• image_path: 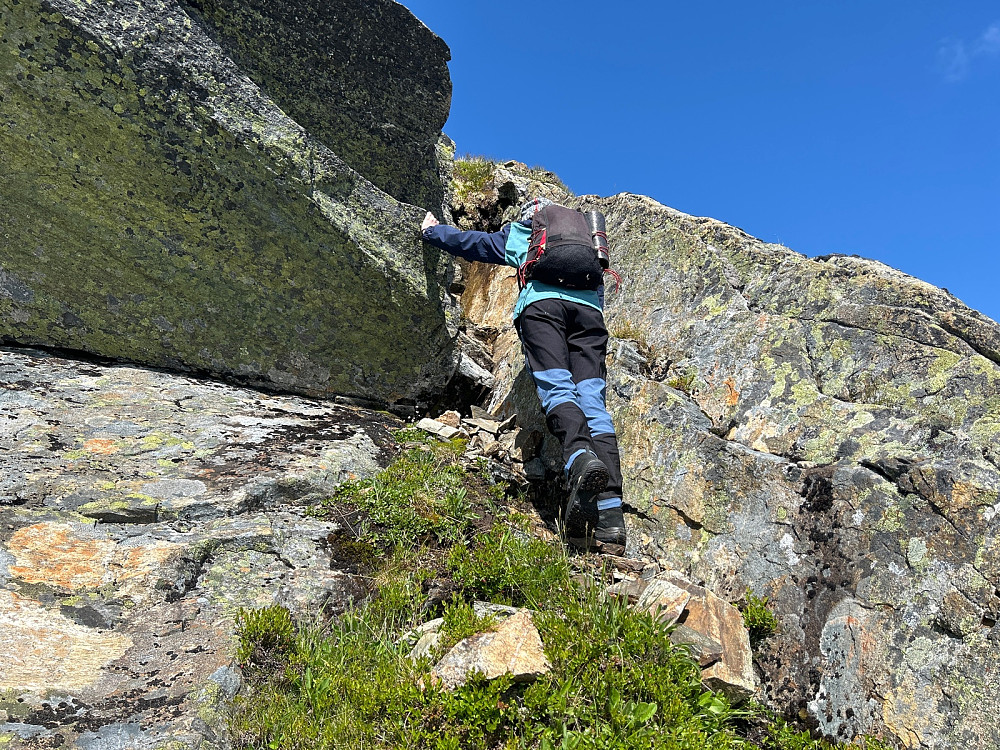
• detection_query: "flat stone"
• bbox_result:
[469,406,497,421]
[464,417,501,435]
[637,577,692,626]
[430,609,551,690]
[417,418,462,440]
[434,410,462,428]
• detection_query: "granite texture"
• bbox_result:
[454,161,1000,749]
[0,347,396,748]
[0,0,458,408]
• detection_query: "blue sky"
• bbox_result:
[401,1,1000,324]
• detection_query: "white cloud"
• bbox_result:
[937,38,969,82]
[975,23,1000,55]
[938,21,1000,82]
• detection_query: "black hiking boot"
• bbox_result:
[594,505,627,553]
[562,450,610,530]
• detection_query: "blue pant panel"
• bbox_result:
[576,377,615,436]
[530,367,580,412]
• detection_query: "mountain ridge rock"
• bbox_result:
[451,162,1000,749]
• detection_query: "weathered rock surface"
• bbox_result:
[0,0,458,407]
[180,0,451,209]
[0,346,398,748]
[664,576,756,702]
[454,163,1000,749]
[429,609,551,691]
[637,577,691,626]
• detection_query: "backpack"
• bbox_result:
[518,204,613,291]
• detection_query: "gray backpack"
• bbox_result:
[518,204,605,290]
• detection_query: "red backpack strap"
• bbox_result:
[603,267,622,293]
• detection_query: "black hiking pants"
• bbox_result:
[515,298,623,506]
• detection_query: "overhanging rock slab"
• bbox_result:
[0,0,459,408]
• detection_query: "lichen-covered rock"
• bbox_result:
[181,0,451,209]
[0,346,398,748]
[0,0,458,407]
[456,183,1000,748]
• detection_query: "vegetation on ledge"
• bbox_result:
[230,432,893,750]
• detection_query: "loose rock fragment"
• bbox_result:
[416,418,462,440]
[430,609,551,690]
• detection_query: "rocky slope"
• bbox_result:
[1,346,398,747]
[455,161,1000,749]
[3,1,999,746]
[0,0,457,408]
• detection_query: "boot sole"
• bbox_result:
[562,463,610,528]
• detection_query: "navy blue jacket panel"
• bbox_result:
[421,224,511,266]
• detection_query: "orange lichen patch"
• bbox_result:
[115,542,182,592]
[10,523,115,590]
[0,591,132,692]
[724,378,740,407]
[83,438,118,454]
[9,523,181,594]
[883,680,945,749]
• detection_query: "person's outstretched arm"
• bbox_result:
[420,212,510,266]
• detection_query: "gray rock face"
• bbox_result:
[0,0,458,407]
[181,0,451,209]
[0,347,397,748]
[599,194,999,749]
[454,168,1000,749]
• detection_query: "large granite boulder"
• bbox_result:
[0,0,457,408]
[180,0,451,209]
[456,166,1000,749]
[0,346,397,748]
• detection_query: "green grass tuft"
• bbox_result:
[452,156,497,198]
[447,527,571,608]
[319,440,475,550]
[740,588,780,646]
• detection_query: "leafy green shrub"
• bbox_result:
[436,595,498,653]
[392,426,433,445]
[740,588,779,645]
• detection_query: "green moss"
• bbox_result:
[0,1,451,404]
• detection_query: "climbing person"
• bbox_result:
[420,197,627,553]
